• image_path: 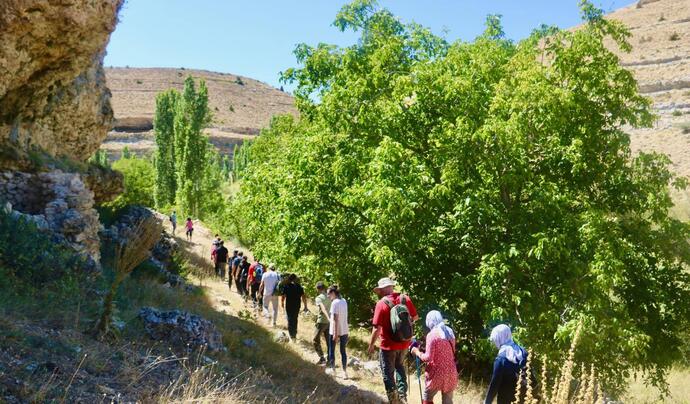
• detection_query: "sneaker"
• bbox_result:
[325,367,335,375]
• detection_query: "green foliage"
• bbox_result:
[88,149,110,168]
[108,156,155,209]
[154,89,180,208]
[175,76,212,217]
[233,0,690,394]
[0,209,87,288]
[121,146,132,160]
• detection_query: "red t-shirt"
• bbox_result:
[247,262,258,283]
[372,292,418,351]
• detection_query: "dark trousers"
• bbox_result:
[380,349,408,397]
[215,262,226,279]
[235,277,246,295]
[250,283,260,304]
[286,308,299,338]
[328,334,348,370]
[313,322,330,359]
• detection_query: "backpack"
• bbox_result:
[272,273,284,296]
[383,295,413,342]
[253,264,264,285]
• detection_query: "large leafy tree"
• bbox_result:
[175,76,211,217]
[153,89,180,208]
[233,0,690,393]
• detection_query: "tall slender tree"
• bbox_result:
[175,76,211,217]
[153,89,180,207]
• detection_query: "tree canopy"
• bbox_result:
[231,0,690,393]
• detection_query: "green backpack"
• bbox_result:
[383,295,413,342]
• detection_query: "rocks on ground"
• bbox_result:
[138,307,224,352]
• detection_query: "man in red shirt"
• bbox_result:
[368,277,419,404]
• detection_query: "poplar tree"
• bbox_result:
[153,89,180,207]
[174,76,211,217]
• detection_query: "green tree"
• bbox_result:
[233,0,690,394]
[153,89,180,208]
[174,76,211,217]
[108,156,155,209]
[121,146,132,160]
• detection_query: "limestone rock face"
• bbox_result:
[0,0,123,161]
[0,170,101,264]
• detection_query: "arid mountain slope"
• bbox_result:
[102,67,296,157]
[607,0,690,176]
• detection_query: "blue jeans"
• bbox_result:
[380,349,408,397]
[328,334,348,370]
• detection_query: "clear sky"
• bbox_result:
[105,0,637,89]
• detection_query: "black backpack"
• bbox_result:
[383,295,413,342]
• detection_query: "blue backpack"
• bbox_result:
[253,264,264,285]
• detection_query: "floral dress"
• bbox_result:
[418,327,458,393]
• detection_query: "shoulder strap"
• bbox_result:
[382,297,394,309]
[400,294,407,305]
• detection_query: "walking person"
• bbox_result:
[247,260,264,308]
[312,282,331,365]
[231,251,244,295]
[410,311,458,404]
[238,256,251,300]
[259,264,280,327]
[211,239,220,276]
[214,241,229,281]
[228,249,238,292]
[184,217,194,242]
[327,285,349,379]
[169,211,177,235]
[484,324,528,404]
[368,277,419,404]
[280,274,308,341]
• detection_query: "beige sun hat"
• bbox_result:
[373,277,397,292]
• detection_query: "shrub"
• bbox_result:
[108,156,155,209]
[672,110,683,117]
[0,208,87,288]
[669,32,680,41]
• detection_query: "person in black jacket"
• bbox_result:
[484,324,528,404]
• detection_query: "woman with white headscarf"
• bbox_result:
[484,324,528,404]
[410,310,458,404]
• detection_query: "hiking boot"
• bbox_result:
[386,391,401,404]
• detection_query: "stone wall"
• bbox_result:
[0,170,101,264]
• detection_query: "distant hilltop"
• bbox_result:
[102,67,297,158]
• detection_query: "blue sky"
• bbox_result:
[105,0,636,89]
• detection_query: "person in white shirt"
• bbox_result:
[259,264,280,327]
[327,284,349,379]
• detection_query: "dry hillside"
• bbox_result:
[607,0,690,173]
[102,67,296,158]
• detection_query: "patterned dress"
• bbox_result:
[418,327,458,393]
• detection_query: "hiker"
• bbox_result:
[238,256,251,299]
[368,277,419,404]
[280,273,308,341]
[313,281,331,365]
[327,284,349,379]
[247,260,264,308]
[410,310,458,404]
[214,241,229,281]
[484,324,528,404]
[211,238,220,275]
[228,249,238,291]
[231,251,244,294]
[184,217,193,241]
[259,263,280,326]
[169,211,177,235]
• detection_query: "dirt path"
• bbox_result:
[157,215,389,403]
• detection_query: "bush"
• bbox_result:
[108,156,155,209]
[0,208,87,288]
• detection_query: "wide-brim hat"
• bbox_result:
[373,277,397,292]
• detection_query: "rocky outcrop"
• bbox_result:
[138,307,224,352]
[0,170,101,264]
[0,0,123,161]
[82,163,124,204]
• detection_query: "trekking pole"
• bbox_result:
[415,355,423,404]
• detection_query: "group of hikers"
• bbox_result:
[203,231,527,404]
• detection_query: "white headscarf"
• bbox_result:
[489,324,524,364]
[426,310,455,341]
